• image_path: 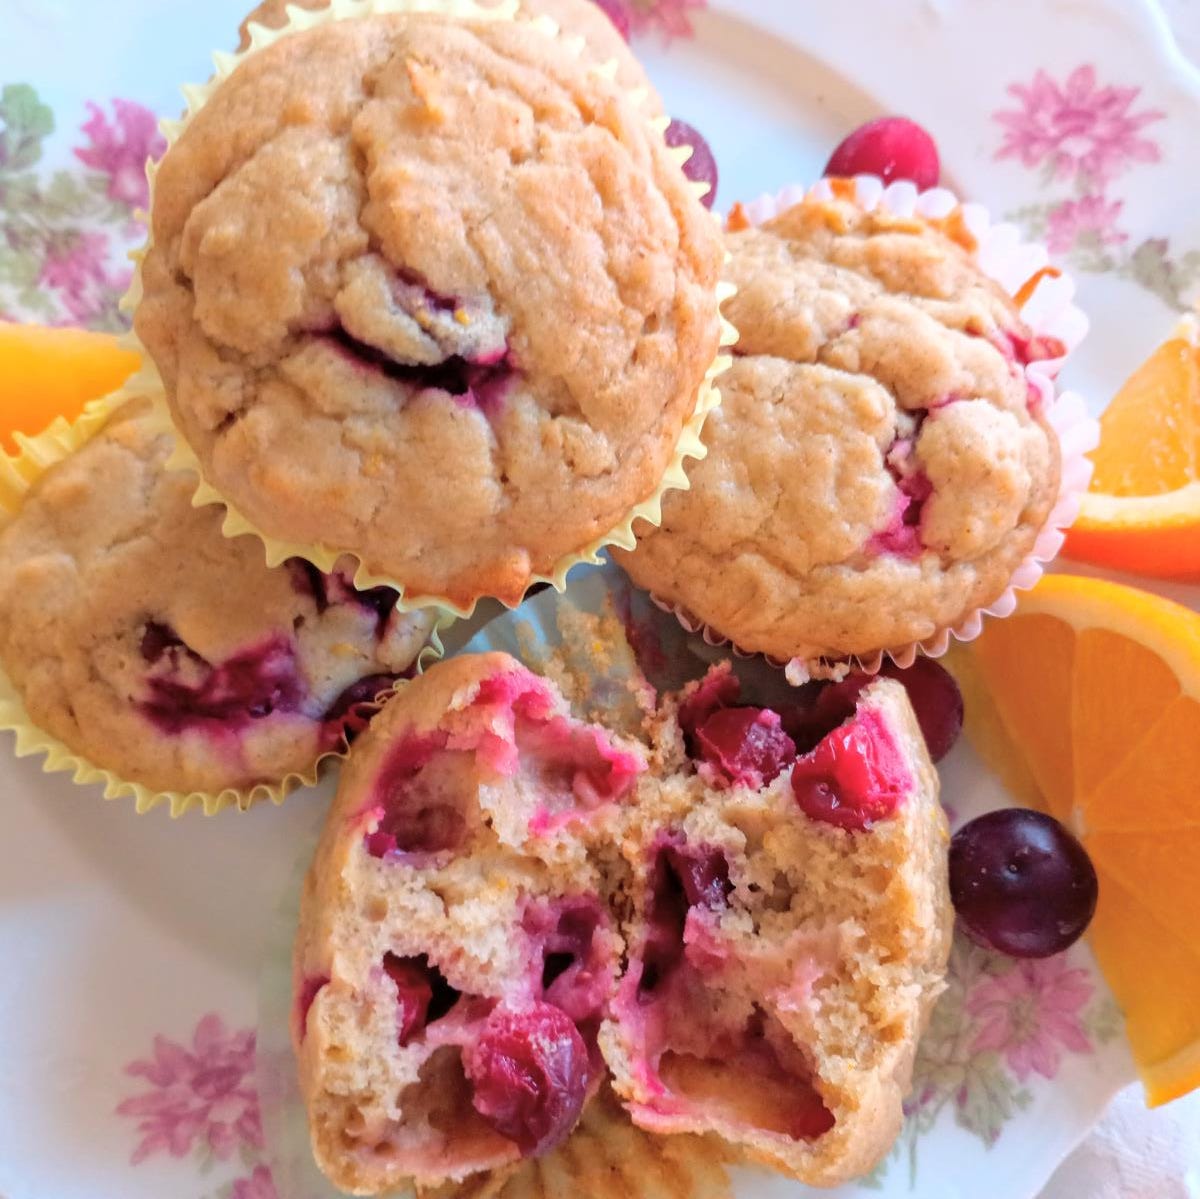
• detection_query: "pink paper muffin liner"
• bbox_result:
[650,175,1100,686]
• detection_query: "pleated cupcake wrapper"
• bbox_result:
[650,177,1100,686]
[0,374,450,817]
[122,0,736,621]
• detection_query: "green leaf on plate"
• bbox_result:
[0,84,55,173]
[1119,237,1200,311]
[954,1054,1033,1147]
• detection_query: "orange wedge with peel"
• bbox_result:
[1065,316,1200,579]
[0,322,140,454]
[947,573,1200,1107]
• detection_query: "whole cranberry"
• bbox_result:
[464,1002,590,1156]
[825,116,940,189]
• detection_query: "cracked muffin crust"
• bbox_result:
[616,196,1062,665]
[0,398,436,799]
[136,12,724,609]
[237,0,658,105]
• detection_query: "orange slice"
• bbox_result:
[947,573,1200,1106]
[1065,316,1200,579]
[0,323,140,454]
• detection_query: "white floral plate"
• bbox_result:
[1,2,1198,1199]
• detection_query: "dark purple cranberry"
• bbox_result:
[592,0,631,40]
[352,585,401,626]
[287,559,329,612]
[694,706,797,788]
[781,678,867,754]
[464,1002,589,1156]
[639,840,731,998]
[382,953,461,1045]
[949,809,1098,959]
[664,119,718,210]
[324,326,514,412]
[879,658,963,762]
[139,636,305,732]
[323,673,397,734]
[139,621,186,664]
[383,954,433,1046]
[825,116,940,188]
[663,842,732,911]
[785,658,963,763]
[677,665,742,749]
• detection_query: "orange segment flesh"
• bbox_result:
[1065,318,1200,580]
[947,573,1200,1106]
[969,613,1075,821]
[1090,336,1199,495]
[0,323,140,454]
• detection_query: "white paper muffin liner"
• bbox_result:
[650,176,1100,685]
[123,0,735,621]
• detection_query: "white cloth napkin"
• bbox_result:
[1041,1086,1200,1197]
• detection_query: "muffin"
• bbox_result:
[293,651,951,1193]
[616,194,1063,669]
[136,12,724,610]
[0,397,437,803]
[237,0,657,103]
[601,665,951,1185]
[293,652,645,1192]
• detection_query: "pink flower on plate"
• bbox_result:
[231,1165,279,1199]
[39,231,130,325]
[73,98,165,211]
[1045,194,1128,255]
[967,956,1094,1082]
[994,65,1164,183]
[115,1013,263,1166]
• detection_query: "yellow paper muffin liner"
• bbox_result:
[648,176,1099,684]
[0,373,450,818]
[432,1089,733,1199]
[123,0,736,621]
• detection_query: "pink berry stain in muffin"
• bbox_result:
[637,837,733,1000]
[296,974,330,1042]
[135,557,425,755]
[371,900,611,1160]
[523,897,612,1033]
[824,115,940,189]
[790,708,913,831]
[362,732,465,861]
[870,433,935,558]
[317,271,517,416]
[617,834,835,1143]
[139,624,305,733]
[325,326,515,416]
[359,903,611,1164]
[361,667,644,862]
[383,953,462,1046]
[463,1002,590,1155]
